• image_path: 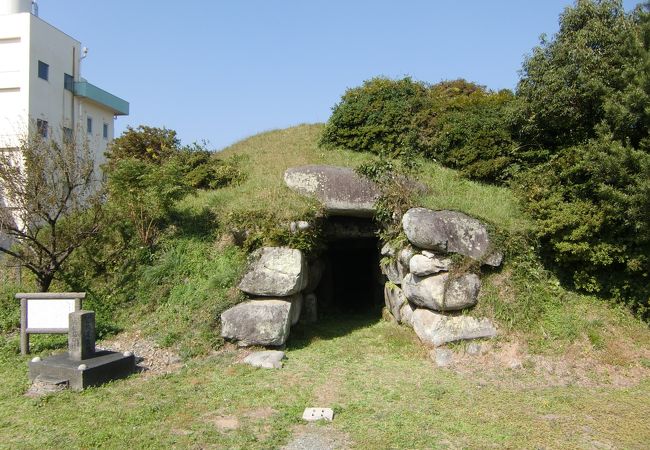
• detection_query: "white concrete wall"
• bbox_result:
[80,100,114,169]
[28,13,81,139]
[0,12,30,149]
[0,12,118,165]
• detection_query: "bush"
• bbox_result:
[106,158,192,248]
[416,88,522,182]
[515,134,650,315]
[320,77,429,157]
[107,125,180,164]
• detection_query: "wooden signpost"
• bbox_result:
[16,292,86,355]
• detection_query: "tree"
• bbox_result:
[0,128,104,291]
[515,0,642,153]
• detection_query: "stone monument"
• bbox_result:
[28,310,136,391]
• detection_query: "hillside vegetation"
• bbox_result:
[0,123,648,448]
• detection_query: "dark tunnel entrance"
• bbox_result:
[315,218,384,317]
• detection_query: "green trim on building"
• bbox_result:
[73,81,129,116]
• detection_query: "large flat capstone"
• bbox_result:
[221,300,293,346]
[284,165,380,217]
[238,247,307,297]
[402,208,500,264]
[412,309,497,346]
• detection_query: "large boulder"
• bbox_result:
[384,283,407,323]
[402,273,480,311]
[284,165,380,217]
[412,309,497,346]
[238,247,307,296]
[221,300,293,346]
[402,208,499,264]
[445,274,481,310]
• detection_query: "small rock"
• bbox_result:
[484,251,504,267]
[384,283,407,323]
[399,301,415,328]
[409,254,453,276]
[381,242,395,257]
[508,359,523,370]
[398,246,416,267]
[466,342,484,356]
[430,348,454,367]
[381,259,408,285]
[243,350,286,369]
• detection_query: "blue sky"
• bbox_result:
[42,0,640,150]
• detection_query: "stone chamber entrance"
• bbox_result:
[314,217,384,318]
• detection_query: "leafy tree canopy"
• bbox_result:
[516,0,649,153]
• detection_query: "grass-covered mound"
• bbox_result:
[0,124,649,448]
[0,123,645,357]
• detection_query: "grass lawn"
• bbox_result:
[1,311,648,449]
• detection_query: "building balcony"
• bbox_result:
[73,81,129,116]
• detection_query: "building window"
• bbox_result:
[103,123,108,140]
[64,73,74,91]
[36,119,48,138]
[63,127,73,142]
[87,117,93,134]
[38,61,49,80]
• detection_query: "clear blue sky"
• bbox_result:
[41,0,640,150]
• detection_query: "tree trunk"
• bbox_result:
[37,274,53,292]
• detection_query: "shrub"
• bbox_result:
[320,77,429,157]
[106,125,180,164]
[106,158,192,248]
[416,88,522,182]
[515,134,650,315]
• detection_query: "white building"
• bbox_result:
[0,0,129,164]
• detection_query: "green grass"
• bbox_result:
[185,123,529,235]
[0,314,648,448]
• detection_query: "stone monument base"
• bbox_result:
[29,350,136,391]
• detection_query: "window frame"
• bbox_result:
[36,119,48,138]
[86,117,93,135]
[102,123,108,140]
[37,60,49,81]
[64,73,74,91]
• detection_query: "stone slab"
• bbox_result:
[243,350,286,369]
[68,310,95,361]
[302,407,334,422]
[284,165,380,217]
[28,350,136,391]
